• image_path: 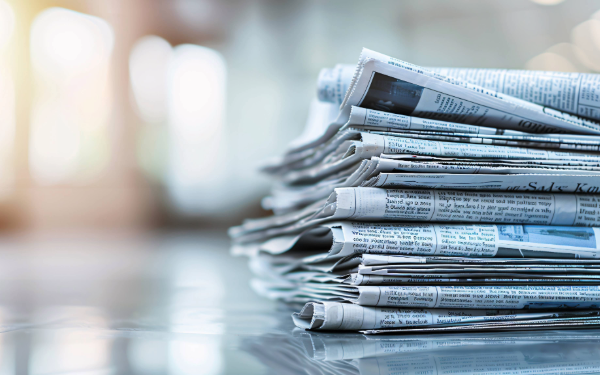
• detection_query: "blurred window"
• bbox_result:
[29,8,114,185]
[129,36,172,181]
[166,44,226,214]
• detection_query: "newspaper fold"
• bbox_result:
[288,49,600,158]
[240,223,600,261]
[319,63,600,122]
[292,301,600,331]
[344,50,600,134]
[352,285,600,309]
[230,188,600,244]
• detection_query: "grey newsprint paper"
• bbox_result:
[232,48,600,335]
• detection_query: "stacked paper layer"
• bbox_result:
[230,48,600,333]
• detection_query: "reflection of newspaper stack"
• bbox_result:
[245,329,600,374]
[230,48,600,333]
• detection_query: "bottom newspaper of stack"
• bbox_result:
[235,223,600,333]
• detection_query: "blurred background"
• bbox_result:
[2,1,600,374]
[0,0,600,232]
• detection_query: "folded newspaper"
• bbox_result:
[230,48,600,333]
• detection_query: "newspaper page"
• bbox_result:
[270,119,600,179]
[354,285,600,309]
[367,133,600,161]
[230,188,600,243]
[292,301,589,330]
[281,131,600,185]
[285,55,600,161]
[350,274,600,286]
[317,64,355,105]
[285,98,341,152]
[238,223,600,277]
[362,173,600,192]
[251,278,600,306]
[345,106,600,150]
[263,156,600,213]
[346,106,555,137]
[362,319,600,334]
[325,222,600,259]
[369,157,600,175]
[327,188,600,226]
[270,104,600,175]
[280,133,600,188]
[358,266,600,277]
[343,48,600,134]
[360,254,600,266]
[368,130,600,152]
[292,301,599,331]
[435,67,600,121]
[318,62,600,122]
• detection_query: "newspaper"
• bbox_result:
[263,107,600,181]
[233,49,600,335]
[318,63,600,122]
[362,319,600,335]
[249,259,600,287]
[349,275,600,286]
[317,64,355,105]
[362,173,600,192]
[351,285,600,309]
[284,50,600,160]
[279,132,600,186]
[230,188,600,244]
[361,254,600,265]
[344,107,600,151]
[285,99,341,154]
[255,283,600,309]
[344,49,600,134]
[264,155,600,213]
[250,276,600,305]
[274,110,600,175]
[435,67,600,122]
[268,123,600,179]
[358,266,600,277]
[320,188,600,224]
[292,301,600,331]
[242,223,600,260]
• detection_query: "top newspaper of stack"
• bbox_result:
[229,49,600,246]
[277,48,600,162]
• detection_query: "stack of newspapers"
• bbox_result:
[230,48,600,333]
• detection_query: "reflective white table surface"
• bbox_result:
[1,230,600,374]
